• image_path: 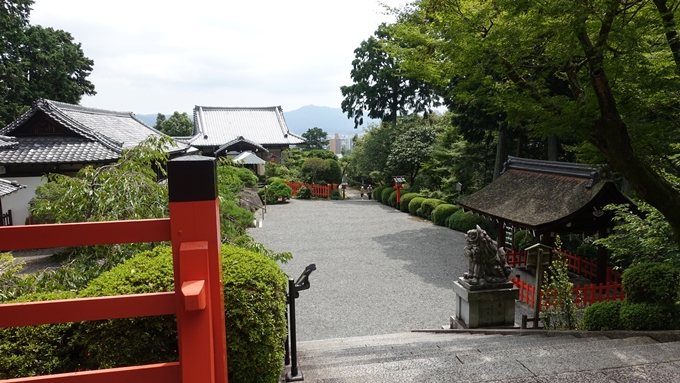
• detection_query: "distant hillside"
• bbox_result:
[135,113,161,127]
[283,105,379,136]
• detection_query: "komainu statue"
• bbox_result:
[463,225,512,285]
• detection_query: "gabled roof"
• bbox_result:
[0,99,191,165]
[216,136,268,154]
[190,106,305,148]
[0,136,18,150]
[0,178,26,197]
[228,151,266,165]
[456,156,635,233]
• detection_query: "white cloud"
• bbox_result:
[29,0,405,114]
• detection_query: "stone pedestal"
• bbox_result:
[451,277,519,329]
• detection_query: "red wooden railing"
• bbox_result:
[285,182,338,198]
[0,156,228,383]
[1,209,12,226]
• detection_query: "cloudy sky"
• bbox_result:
[29,0,406,115]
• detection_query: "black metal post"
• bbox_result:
[284,304,290,366]
[286,278,303,381]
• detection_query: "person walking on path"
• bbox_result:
[367,185,373,200]
[360,186,365,200]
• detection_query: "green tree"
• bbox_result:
[388,0,680,246]
[301,127,329,150]
[301,157,330,183]
[384,115,440,184]
[1,1,95,126]
[154,112,193,136]
[341,24,440,128]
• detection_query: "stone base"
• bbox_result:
[452,279,519,329]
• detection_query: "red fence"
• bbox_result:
[507,248,625,307]
[0,157,228,383]
[0,209,12,226]
[286,182,338,198]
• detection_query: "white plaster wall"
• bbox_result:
[2,176,46,225]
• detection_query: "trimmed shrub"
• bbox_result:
[408,197,426,216]
[581,300,623,331]
[259,180,292,204]
[295,186,312,199]
[388,191,398,208]
[619,302,674,331]
[373,186,386,203]
[447,210,487,232]
[0,291,77,378]
[235,167,258,187]
[330,189,342,200]
[381,187,395,205]
[420,198,446,220]
[399,193,421,213]
[266,176,286,185]
[622,263,680,305]
[432,204,459,226]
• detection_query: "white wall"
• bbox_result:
[2,176,46,225]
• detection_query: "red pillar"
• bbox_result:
[168,156,227,383]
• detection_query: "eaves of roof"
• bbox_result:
[0,178,27,197]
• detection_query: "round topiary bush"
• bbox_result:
[447,210,487,232]
[0,291,77,378]
[581,300,623,331]
[235,167,258,187]
[399,193,420,213]
[619,301,673,330]
[381,187,395,205]
[622,263,680,305]
[295,186,312,199]
[372,186,386,203]
[259,180,292,204]
[432,204,459,226]
[388,191,398,208]
[408,197,426,216]
[420,199,446,220]
[330,189,342,200]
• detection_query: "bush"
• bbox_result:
[582,300,623,331]
[295,186,312,199]
[622,263,680,305]
[259,180,292,204]
[432,204,459,226]
[399,193,421,213]
[619,301,674,330]
[0,291,77,378]
[420,198,446,220]
[388,191,398,207]
[235,167,258,187]
[373,186,386,203]
[408,197,426,216]
[513,230,539,250]
[267,176,286,185]
[381,187,395,205]
[447,210,487,232]
[330,189,342,200]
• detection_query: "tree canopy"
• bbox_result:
[154,112,193,136]
[0,0,95,126]
[301,127,329,150]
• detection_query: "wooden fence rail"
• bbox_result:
[285,182,338,198]
[0,156,228,383]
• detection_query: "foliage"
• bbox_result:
[325,159,343,184]
[0,253,24,301]
[387,190,397,207]
[432,204,459,226]
[234,167,258,187]
[0,3,96,126]
[384,116,440,184]
[581,301,623,331]
[0,291,77,378]
[266,176,286,185]
[380,187,395,205]
[539,259,583,330]
[513,230,539,251]
[594,203,680,268]
[301,127,329,150]
[259,180,292,204]
[330,189,342,200]
[622,263,680,305]
[301,157,330,184]
[408,197,426,216]
[619,302,678,331]
[340,24,440,128]
[399,193,421,213]
[420,198,445,220]
[295,186,312,199]
[372,186,386,203]
[153,112,193,136]
[446,210,486,233]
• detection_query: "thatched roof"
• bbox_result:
[456,157,635,233]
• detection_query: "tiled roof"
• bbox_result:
[0,136,119,164]
[216,135,268,154]
[190,106,305,148]
[0,99,191,164]
[0,178,26,197]
[0,136,18,150]
[229,151,266,165]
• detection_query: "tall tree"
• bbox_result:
[340,24,440,128]
[154,111,193,136]
[388,0,680,246]
[0,0,95,126]
[301,127,329,150]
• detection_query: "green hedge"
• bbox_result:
[259,180,292,204]
[399,193,421,213]
[420,198,446,220]
[619,302,676,331]
[622,263,680,305]
[330,189,342,200]
[372,186,386,203]
[0,245,288,383]
[446,210,487,232]
[432,204,459,226]
[581,300,622,331]
[408,197,426,216]
[388,191,398,208]
[381,187,395,205]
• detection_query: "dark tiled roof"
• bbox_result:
[0,136,18,150]
[0,136,119,164]
[216,135,269,154]
[190,106,305,148]
[0,178,26,197]
[457,157,634,232]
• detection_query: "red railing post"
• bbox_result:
[168,156,227,383]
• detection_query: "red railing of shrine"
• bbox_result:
[285,182,338,198]
[0,157,228,383]
[507,248,625,307]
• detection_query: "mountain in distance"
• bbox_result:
[283,105,379,136]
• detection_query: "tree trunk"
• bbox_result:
[653,0,680,74]
[493,126,507,180]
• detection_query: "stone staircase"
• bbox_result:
[288,331,680,382]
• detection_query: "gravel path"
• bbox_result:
[248,189,468,341]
